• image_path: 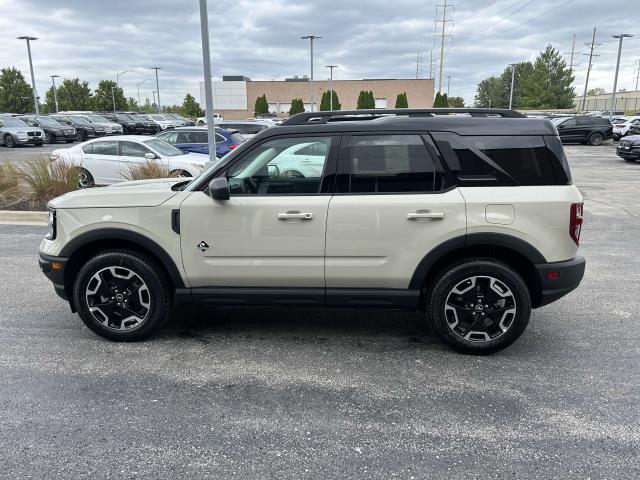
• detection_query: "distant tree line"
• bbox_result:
[473,45,575,109]
[0,67,204,117]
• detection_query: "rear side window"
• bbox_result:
[349,134,445,193]
[432,133,559,186]
[91,140,118,155]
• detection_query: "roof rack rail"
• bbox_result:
[280,108,525,125]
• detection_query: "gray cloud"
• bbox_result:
[0,0,638,106]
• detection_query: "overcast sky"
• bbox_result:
[1,0,638,107]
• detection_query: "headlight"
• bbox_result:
[53,129,63,134]
[45,208,56,240]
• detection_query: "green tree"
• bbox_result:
[254,93,269,115]
[473,76,508,108]
[395,92,408,108]
[368,90,376,109]
[587,87,606,96]
[126,97,139,111]
[514,45,575,109]
[356,90,366,109]
[182,93,204,118]
[0,67,34,113]
[42,78,93,112]
[447,96,465,107]
[433,91,449,107]
[289,98,305,115]
[140,97,154,113]
[320,90,341,111]
[92,80,127,111]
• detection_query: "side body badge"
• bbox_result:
[197,241,209,252]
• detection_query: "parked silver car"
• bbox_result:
[0,115,45,147]
[72,114,123,135]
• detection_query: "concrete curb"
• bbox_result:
[0,210,48,226]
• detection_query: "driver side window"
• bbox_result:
[225,136,332,195]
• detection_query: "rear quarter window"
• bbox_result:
[432,133,560,186]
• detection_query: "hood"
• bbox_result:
[181,152,211,164]
[621,134,640,143]
[48,177,186,209]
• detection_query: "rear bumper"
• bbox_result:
[534,255,585,307]
[38,252,70,303]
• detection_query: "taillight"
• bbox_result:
[228,144,237,149]
[570,202,583,245]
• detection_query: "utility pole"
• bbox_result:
[326,65,337,110]
[114,70,129,111]
[198,0,216,161]
[634,59,640,91]
[150,67,162,113]
[509,63,517,109]
[609,33,634,121]
[581,27,601,111]
[447,76,451,97]
[17,36,39,114]
[429,49,434,79]
[301,35,321,112]
[136,79,147,109]
[435,0,453,94]
[564,33,579,73]
[50,75,60,113]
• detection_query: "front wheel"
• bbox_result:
[426,259,531,354]
[588,132,604,146]
[4,134,16,148]
[44,132,55,144]
[73,250,172,341]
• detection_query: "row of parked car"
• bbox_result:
[0,111,196,148]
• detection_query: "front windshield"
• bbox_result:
[151,114,167,120]
[71,116,90,125]
[37,117,64,127]
[0,117,28,127]
[143,138,185,157]
[88,115,109,123]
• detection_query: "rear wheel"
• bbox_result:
[73,250,172,341]
[588,132,604,146]
[426,259,531,354]
[4,134,15,148]
[170,169,192,178]
[77,168,95,189]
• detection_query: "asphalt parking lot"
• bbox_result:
[0,144,638,479]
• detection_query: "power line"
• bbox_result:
[493,0,575,36]
[464,0,534,40]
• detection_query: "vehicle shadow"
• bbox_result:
[162,305,440,345]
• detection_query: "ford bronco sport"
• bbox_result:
[39,108,585,354]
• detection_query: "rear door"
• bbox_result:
[81,140,120,184]
[555,117,580,141]
[325,133,466,291]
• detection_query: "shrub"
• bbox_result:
[125,160,174,181]
[17,157,80,203]
[0,162,18,191]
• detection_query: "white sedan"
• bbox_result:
[50,135,211,188]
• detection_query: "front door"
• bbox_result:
[180,134,338,289]
[326,133,467,290]
[118,140,165,181]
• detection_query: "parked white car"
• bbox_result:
[612,116,640,139]
[50,135,210,188]
[262,141,327,178]
[196,113,223,126]
[149,114,176,130]
[217,120,272,140]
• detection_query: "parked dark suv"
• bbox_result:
[100,113,143,134]
[551,115,613,145]
[616,135,640,161]
[51,115,106,141]
[128,113,161,135]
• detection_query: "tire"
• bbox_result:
[170,169,192,178]
[4,134,16,148]
[197,120,205,126]
[426,258,531,354]
[76,130,86,142]
[44,132,55,144]
[588,132,604,146]
[73,250,172,341]
[77,168,95,189]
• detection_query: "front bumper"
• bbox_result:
[534,255,586,307]
[616,147,640,160]
[38,252,70,304]
[16,135,44,145]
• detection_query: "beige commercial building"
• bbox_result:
[200,76,435,120]
[573,89,640,112]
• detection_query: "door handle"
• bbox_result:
[278,212,314,220]
[407,212,445,220]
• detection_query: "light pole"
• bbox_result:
[609,33,634,121]
[447,75,451,97]
[198,0,216,160]
[50,74,60,113]
[509,63,517,110]
[301,35,321,112]
[150,67,162,113]
[136,79,147,109]
[326,65,337,110]
[114,70,129,111]
[17,36,39,114]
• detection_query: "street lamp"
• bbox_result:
[136,79,148,108]
[50,74,60,113]
[301,35,321,112]
[150,67,162,113]
[609,33,634,121]
[17,36,39,114]
[198,0,216,161]
[508,63,517,110]
[325,65,337,110]
[113,70,129,111]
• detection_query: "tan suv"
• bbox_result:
[39,109,585,354]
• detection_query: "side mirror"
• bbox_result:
[144,152,156,160]
[208,177,230,201]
